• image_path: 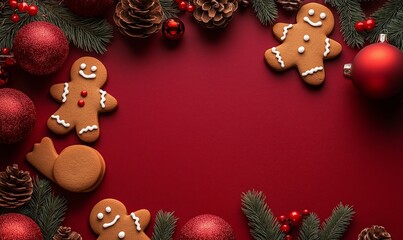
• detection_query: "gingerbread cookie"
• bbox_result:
[26,137,105,192]
[264,2,342,86]
[90,199,151,240]
[47,56,118,142]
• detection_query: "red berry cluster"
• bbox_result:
[0,48,16,67]
[8,0,38,23]
[174,0,195,13]
[278,209,310,240]
[355,18,376,32]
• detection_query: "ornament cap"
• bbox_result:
[344,63,352,77]
[378,33,388,43]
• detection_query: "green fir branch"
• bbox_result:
[241,190,284,240]
[298,213,320,240]
[160,0,180,20]
[0,0,113,53]
[318,203,355,240]
[152,211,178,240]
[251,0,278,25]
[325,0,366,48]
[37,193,67,240]
[367,0,403,50]
[24,176,52,220]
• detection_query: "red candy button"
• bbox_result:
[81,90,88,97]
[77,99,85,107]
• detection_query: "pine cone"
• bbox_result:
[53,226,82,240]
[114,0,163,38]
[193,0,238,29]
[237,0,250,8]
[358,226,392,240]
[275,0,303,12]
[0,164,33,208]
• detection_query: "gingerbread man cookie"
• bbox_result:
[265,2,342,86]
[47,57,118,142]
[90,199,151,240]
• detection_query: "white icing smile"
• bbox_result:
[103,215,120,229]
[303,16,322,27]
[79,63,97,79]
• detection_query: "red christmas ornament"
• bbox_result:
[355,21,365,32]
[10,13,20,23]
[0,213,43,240]
[280,224,291,234]
[64,0,113,17]
[179,214,235,240]
[278,215,287,223]
[289,211,302,225]
[344,34,403,99]
[364,18,376,31]
[27,5,39,16]
[13,21,69,75]
[0,68,10,86]
[178,1,187,10]
[0,88,36,144]
[162,18,185,40]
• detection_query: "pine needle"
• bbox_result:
[326,0,366,48]
[367,0,403,50]
[25,176,52,220]
[159,0,180,20]
[37,194,67,240]
[298,213,320,240]
[151,211,178,240]
[318,203,355,240]
[241,190,284,240]
[251,0,278,25]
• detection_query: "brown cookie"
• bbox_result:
[26,137,105,192]
[47,56,118,142]
[90,199,151,240]
[265,2,342,86]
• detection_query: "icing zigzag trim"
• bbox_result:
[324,38,330,57]
[131,213,141,231]
[99,90,107,108]
[301,66,323,76]
[271,47,285,68]
[79,125,98,135]
[62,83,69,103]
[51,115,70,128]
[280,24,293,41]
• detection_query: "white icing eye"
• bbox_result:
[298,46,305,54]
[105,207,111,213]
[80,63,86,69]
[320,12,326,19]
[97,213,104,220]
[303,35,310,41]
[308,9,314,16]
[91,66,97,72]
[118,231,126,239]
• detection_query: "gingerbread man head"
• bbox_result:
[70,57,108,88]
[296,3,335,35]
[90,199,151,240]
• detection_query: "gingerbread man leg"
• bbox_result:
[47,111,75,135]
[297,61,326,86]
[75,118,100,143]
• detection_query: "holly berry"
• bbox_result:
[18,1,29,12]
[8,0,18,9]
[5,58,16,66]
[302,209,310,216]
[10,13,20,23]
[186,3,195,13]
[278,215,287,223]
[27,5,39,16]
[364,18,376,31]
[285,235,293,240]
[1,48,9,55]
[355,21,365,32]
[280,224,291,234]
[289,211,302,225]
[178,1,187,10]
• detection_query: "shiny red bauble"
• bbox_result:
[280,224,291,234]
[364,18,376,31]
[162,18,185,40]
[0,213,43,240]
[64,0,113,17]
[179,214,235,240]
[354,21,365,32]
[349,41,403,99]
[0,88,36,144]
[289,211,302,225]
[13,21,69,75]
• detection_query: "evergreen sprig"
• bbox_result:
[367,0,403,50]
[160,0,180,20]
[151,211,178,240]
[0,0,113,53]
[298,213,320,240]
[241,190,284,240]
[318,203,355,240]
[251,0,278,25]
[325,0,366,48]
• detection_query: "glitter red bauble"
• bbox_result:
[349,41,403,99]
[0,213,43,240]
[13,21,69,76]
[0,88,36,144]
[179,214,236,240]
[162,18,185,40]
[64,0,113,17]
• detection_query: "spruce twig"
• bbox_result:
[367,0,403,50]
[37,193,67,240]
[160,0,180,20]
[251,0,278,25]
[325,0,366,48]
[241,190,284,240]
[25,176,52,220]
[298,213,320,240]
[318,203,355,240]
[151,211,178,240]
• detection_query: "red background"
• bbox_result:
[1,0,403,239]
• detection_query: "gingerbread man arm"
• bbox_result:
[50,82,69,103]
[323,38,342,59]
[132,209,151,232]
[273,23,294,41]
[98,90,118,112]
